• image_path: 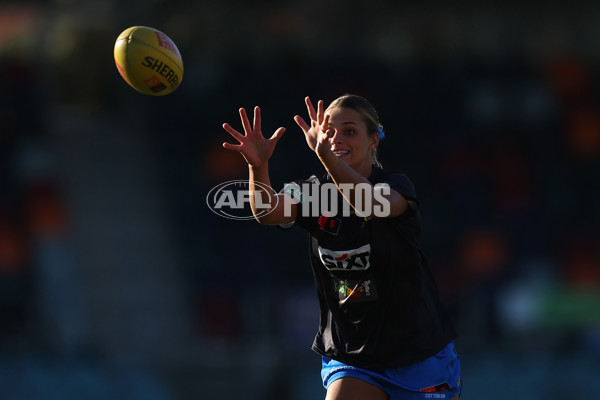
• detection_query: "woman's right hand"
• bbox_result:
[222,106,286,168]
[294,96,325,152]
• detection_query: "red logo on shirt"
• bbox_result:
[318,215,341,235]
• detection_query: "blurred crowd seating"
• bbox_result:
[0,1,599,399]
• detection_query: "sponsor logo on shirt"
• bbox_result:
[335,279,372,301]
[318,244,371,271]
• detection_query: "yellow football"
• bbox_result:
[114,26,183,96]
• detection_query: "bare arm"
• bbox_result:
[222,106,297,225]
[318,153,409,218]
[248,163,297,225]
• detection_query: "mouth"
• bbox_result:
[333,150,350,157]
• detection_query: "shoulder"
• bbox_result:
[372,168,417,199]
[370,168,420,215]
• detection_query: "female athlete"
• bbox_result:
[222,95,461,400]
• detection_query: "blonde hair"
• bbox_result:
[326,94,384,168]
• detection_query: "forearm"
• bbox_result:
[248,163,274,220]
[319,155,407,218]
[319,155,371,210]
[320,154,369,190]
[248,164,296,224]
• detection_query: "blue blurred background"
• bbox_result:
[1,1,599,399]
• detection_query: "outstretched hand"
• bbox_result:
[222,106,286,167]
[294,96,328,152]
[294,96,336,161]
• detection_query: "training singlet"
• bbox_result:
[282,165,456,369]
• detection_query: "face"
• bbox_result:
[326,107,378,176]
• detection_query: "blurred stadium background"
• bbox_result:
[1,1,599,399]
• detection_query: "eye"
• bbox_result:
[344,129,356,135]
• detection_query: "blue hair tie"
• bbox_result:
[378,126,385,141]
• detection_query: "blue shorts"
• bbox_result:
[321,341,461,400]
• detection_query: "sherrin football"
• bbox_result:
[114,26,183,96]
